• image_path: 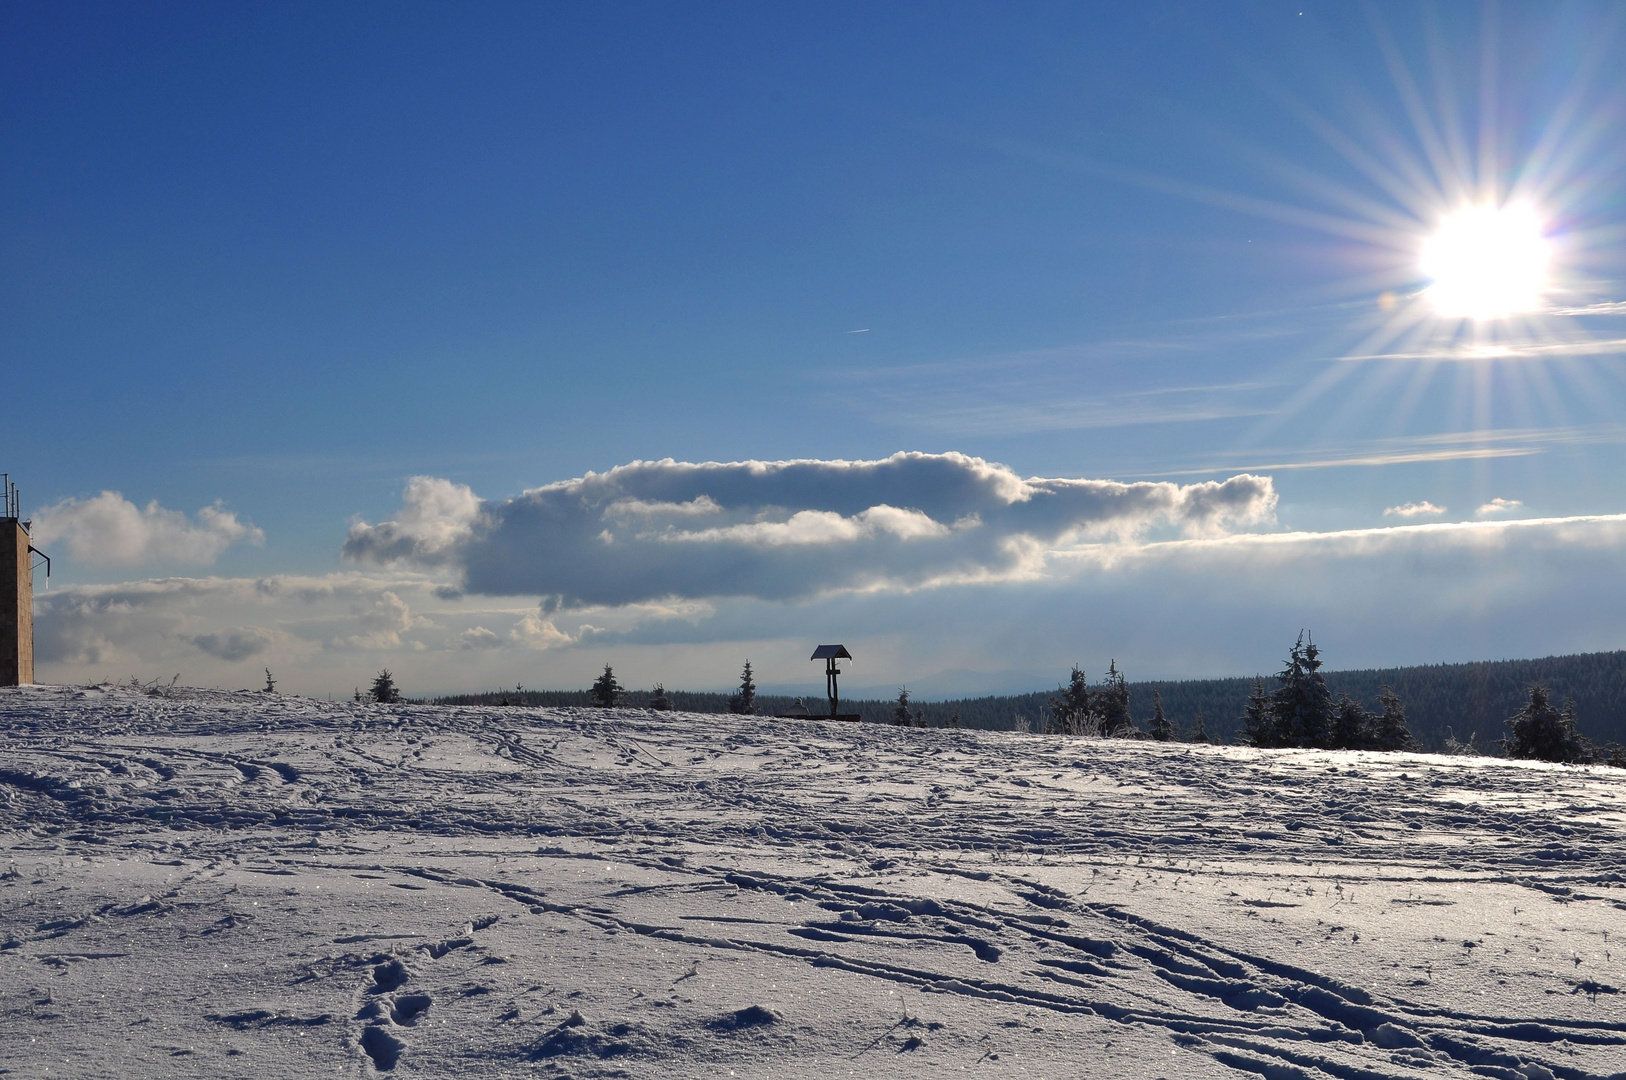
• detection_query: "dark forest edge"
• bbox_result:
[410,643,1626,761]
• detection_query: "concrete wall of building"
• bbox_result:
[1,520,33,686]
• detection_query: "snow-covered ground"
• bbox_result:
[2,685,1624,1079]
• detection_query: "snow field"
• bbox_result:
[2,684,1624,1078]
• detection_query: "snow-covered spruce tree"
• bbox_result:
[1149,691,1175,742]
[263,668,277,693]
[589,664,624,708]
[1240,677,1275,747]
[1097,661,1134,737]
[1048,666,1092,735]
[369,669,401,704]
[1502,683,1589,763]
[1186,709,1209,744]
[1370,686,1416,751]
[1332,693,1371,751]
[893,686,914,726]
[649,683,673,711]
[1269,633,1333,748]
[728,660,757,715]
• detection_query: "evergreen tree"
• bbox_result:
[893,686,915,726]
[1270,633,1333,747]
[1240,677,1275,747]
[1332,693,1370,750]
[369,669,401,704]
[650,683,673,711]
[728,660,757,715]
[263,668,277,693]
[1097,660,1134,737]
[1186,709,1209,744]
[1502,683,1588,763]
[589,664,624,708]
[1049,666,1093,735]
[1370,686,1415,751]
[1149,691,1175,741]
[353,686,363,704]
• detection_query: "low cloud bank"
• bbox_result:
[343,453,1279,605]
[31,572,654,685]
[33,492,263,566]
[30,454,1626,698]
[32,512,1626,696]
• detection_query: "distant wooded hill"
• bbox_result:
[423,649,1626,752]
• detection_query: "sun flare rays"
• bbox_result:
[1198,7,1626,461]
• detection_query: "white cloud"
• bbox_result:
[457,626,502,650]
[342,476,482,566]
[1477,497,1525,516]
[32,492,263,566]
[664,505,953,547]
[508,613,580,650]
[1383,501,1446,518]
[346,590,427,650]
[342,453,1278,605]
[605,495,722,519]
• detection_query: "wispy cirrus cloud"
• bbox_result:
[1142,423,1626,478]
[828,342,1285,437]
[1337,336,1626,363]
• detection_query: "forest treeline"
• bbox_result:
[418,647,1626,754]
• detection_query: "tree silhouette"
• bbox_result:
[893,686,915,726]
[263,668,277,693]
[1502,683,1588,763]
[1097,660,1133,737]
[1186,708,1209,744]
[728,660,757,715]
[589,664,624,708]
[1049,666,1093,735]
[1240,677,1274,747]
[1332,693,1370,750]
[1270,633,1333,748]
[650,683,673,711]
[1149,691,1175,742]
[1370,686,1415,751]
[369,669,401,704]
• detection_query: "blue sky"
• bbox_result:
[7,3,1626,698]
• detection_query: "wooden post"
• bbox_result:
[826,656,839,719]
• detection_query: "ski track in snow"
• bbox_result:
[1,684,1624,1078]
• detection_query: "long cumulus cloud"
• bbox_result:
[341,453,1279,605]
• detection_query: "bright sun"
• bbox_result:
[1419,203,1551,320]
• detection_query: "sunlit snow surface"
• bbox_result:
[3,686,1624,1078]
